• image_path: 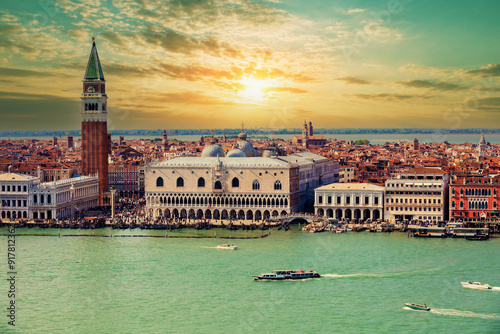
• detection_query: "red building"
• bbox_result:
[81,38,108,204]
[449,175,500,219]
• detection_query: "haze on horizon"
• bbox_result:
[0,0,499,132]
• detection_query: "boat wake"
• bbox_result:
[430,308,500,320]
[491,286,500,291]
[322,273,381,278]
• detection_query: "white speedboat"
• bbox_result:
[405,303,430,311]
[460,281,492,290]
[217,244,237,250]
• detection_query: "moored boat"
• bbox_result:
[460,281,492,290]
[405,303,430,311]
[253,270,320,281]
[217,244,237,250]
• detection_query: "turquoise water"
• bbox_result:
[1,228,499,333]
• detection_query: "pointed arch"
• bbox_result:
[176,177,184,187]
[197,177,205,187]
[232,177,239,188]
[156,177,164,187]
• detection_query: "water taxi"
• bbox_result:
[460,281,492,290]
[413,227,447,238]
[405,303,430,311]
[451,227,489,239]
[217,244,237,250]
[253,270,320,281]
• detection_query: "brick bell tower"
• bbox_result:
[81,37,108,204]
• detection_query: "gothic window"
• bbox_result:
[85,103,88,111]
[460,188,464,196]
[252,180,260,190]
[274,180,282,190]
[34,195,37,204]
[232,177,239,188]
[494,202,497,209]
[452,201,455,208]
[47,195,51,204]
[214,181,222,190]
[452,188,455,196]
[198,177,205,187]
[156,177,164,187]
[176,177,184,187]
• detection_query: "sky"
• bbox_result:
[0,0,499,131]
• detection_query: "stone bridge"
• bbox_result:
[279,213,328,224]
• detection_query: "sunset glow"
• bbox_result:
[0,1,499,130]
[238,76,272,101]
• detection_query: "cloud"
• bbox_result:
[0,67,56,78]
[335,76,370,85]
[351,93,424,101]
[101,31,127,47]
[399,79,467,91]
[465,64,500,77]
[138,27,242,58]
[263,87,307,94]
[156,63,234,82]
[346,8,365,14]
[0,91,80,130]
[155,91,236,105]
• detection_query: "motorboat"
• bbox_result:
[217,244,237,250]
[253,270,320,281]
[460,281,492,290]
[405,303,430,311]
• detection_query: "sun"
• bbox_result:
[238,76,270,101]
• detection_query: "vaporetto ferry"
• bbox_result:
[253,270,320,281]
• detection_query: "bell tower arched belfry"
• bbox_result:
[81,37,108,204]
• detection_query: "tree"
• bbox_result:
[354,139,370,145]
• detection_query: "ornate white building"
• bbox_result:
[145,157,299,220]
[0,172,99,220]
[30,175,99,220]
[0,173,37,220]
[314,183,384,220]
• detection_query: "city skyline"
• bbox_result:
[1,0,500,131]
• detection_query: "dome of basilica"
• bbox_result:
[237,140,258,157]
[201,138,225,157]
[226,144,247,158]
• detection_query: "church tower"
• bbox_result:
[162,130,169,152]
[302,120,309,148]
[81,37,108,204]
[478,133,487,158]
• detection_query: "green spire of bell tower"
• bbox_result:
[84,37,105,81]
